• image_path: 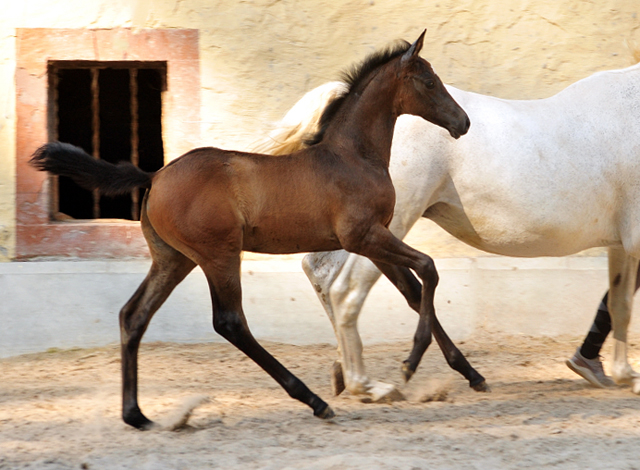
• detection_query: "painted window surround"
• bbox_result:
[15,28,200,259]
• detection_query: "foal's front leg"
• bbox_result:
[347,224,464,384]
[348,226,488,391]
[371,261,487,391]
[351,227,437,377]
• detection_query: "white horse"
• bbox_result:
[256,62,640,400]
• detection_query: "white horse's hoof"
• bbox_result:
[612,364,640,386]
[632,378,640,395]
[360,381,405,403]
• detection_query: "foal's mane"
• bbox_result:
[305,40,411,146]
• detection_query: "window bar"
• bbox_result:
[91,68,101,219]
[130,68,140,221]
[49,67,60,218]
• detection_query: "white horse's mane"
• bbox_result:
[250,81,348,156]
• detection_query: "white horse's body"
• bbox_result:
[395,81,640,258]
[262,64,640,398]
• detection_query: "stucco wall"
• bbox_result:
[0,32,15,261]
[1,0,640,260]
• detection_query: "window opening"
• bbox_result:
[49,61,166,221]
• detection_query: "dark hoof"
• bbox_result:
[472,380,491,392]
[331,360,346,396]
[314,403,336,420]
[401,360,415,383]
[125,417,158,431]
[123,407,156,431]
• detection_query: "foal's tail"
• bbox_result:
[250,81,348,156]
[30,142,154,196]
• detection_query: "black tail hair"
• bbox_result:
[30,142,154,197]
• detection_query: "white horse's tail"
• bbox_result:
[251,81,348,155]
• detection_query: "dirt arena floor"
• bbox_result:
[2,333,640,470]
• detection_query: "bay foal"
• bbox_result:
[31,31,476,430]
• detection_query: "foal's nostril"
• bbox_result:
[457,114,470,136]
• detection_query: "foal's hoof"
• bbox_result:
[126,417,159,431]
[123,408,157,431]
[314,403,336,420]
[401,360,415,383]
[472,380,491,393]
[331,360,346,396]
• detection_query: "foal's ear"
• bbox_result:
[402,29,426,63]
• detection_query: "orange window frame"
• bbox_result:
[15,28,200,259]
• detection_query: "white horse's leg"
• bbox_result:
[303,250,397,400]
[302,250,350,327]
[302,250,352,394]
[328,217,430,400]
[328,254,405,401]
[607,247,640,390]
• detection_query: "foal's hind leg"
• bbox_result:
[120,218,196,430]
[201,256,334,419]
[371,261,487,391]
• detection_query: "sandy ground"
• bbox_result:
[2,334,640,470]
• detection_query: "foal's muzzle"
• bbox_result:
[449,113,470,139]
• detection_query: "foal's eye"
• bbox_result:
[412,77,436,94]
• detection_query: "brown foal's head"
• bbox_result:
[395,30,470,139]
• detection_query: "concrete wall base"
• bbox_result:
[1,256,635,357]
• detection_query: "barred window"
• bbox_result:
[48,61,167,221]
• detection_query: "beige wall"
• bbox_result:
[1,0,640,260]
